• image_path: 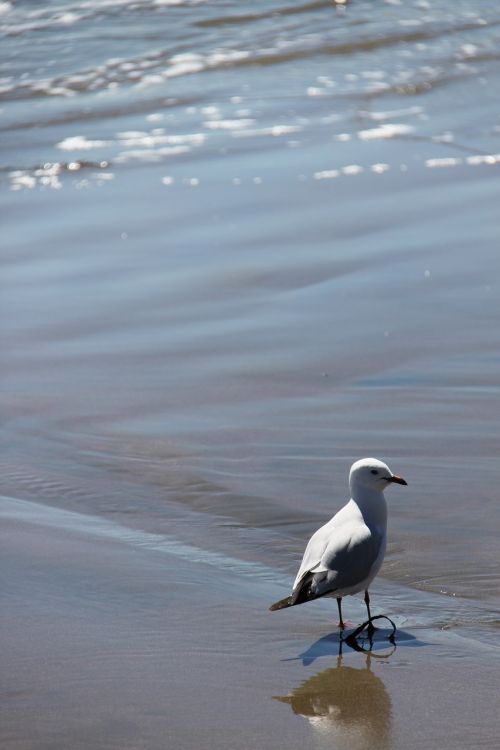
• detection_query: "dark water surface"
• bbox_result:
[2,0,500,659]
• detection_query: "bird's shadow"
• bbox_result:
[286,623,423,665]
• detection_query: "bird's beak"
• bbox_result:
[389,474,407,486]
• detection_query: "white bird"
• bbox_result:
[269,458,407,627]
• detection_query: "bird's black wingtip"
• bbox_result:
[269,596,292,611]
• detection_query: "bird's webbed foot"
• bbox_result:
[343,614,397,647]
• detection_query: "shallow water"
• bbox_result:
[2,0,500,657]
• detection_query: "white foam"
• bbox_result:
[314,170,339,180]
[114,145,190,163]
[307,87,328,97]
[466,154,500,166]
[360,106,424,121]
[204,118,254,130]
[461,44,479,58]
[358,123,414,140]
[32,81,76,97]
[208,49,250,65]
[426,157,462,169]
[371,163,390,174]
[57,136,109,150]
[162,48,250,80]
[9,172,37,190]
[56,12,81,24]
[165,60,205,78]
[57,131,205,160]
[232,124,302,138]
[342,164,364,176]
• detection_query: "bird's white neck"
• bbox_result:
[349,483,388,530]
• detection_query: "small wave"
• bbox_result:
[0,0,207,36]
[4,8,500,104]
[0,495,283,584]
[0,95,196,133]
[0,47,255,101]
[194,0,331,28]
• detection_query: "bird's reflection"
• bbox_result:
[274,652,391,749]
[297,625,399,665]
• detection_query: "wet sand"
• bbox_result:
[2,496,500,750]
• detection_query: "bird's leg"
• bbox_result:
[336,597,345,630]
[364,590,375,633]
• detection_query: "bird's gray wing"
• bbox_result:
[321,526,382,590]
[292,524,382,604]
[292,517,338,590]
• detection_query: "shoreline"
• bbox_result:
[2,495,500,750]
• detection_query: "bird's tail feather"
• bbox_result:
[269,595,293,611]
[269,573,329,611]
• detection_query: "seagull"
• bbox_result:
[269,458,407,628]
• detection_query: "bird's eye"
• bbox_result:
[371,469,378,475]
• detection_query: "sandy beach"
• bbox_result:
[3,0,500,747]
[2,496,500,750]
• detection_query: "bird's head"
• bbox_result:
[349,458,407,492]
